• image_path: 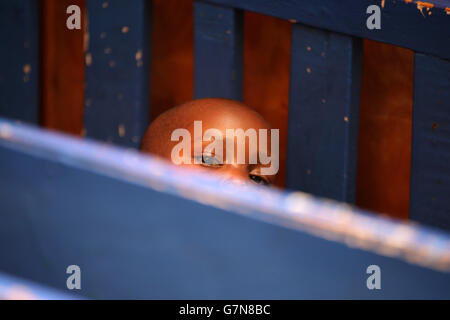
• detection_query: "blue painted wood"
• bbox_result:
[194,1,243,100]
[286,24,362,203]
[410,54,450,231]
[0,0,39,124]
[204,0,450,60]
[84,0,151,148]
[1,119,449,299]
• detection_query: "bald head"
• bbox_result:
[141,98,278,186]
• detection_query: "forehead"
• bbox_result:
[180,106,270,133]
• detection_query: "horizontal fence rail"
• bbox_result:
[203,0,450,60]
[0,119,449,299]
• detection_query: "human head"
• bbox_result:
[140,98,278,186]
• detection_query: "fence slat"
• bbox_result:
[84,0,151,148]
[194,1,243,100]
[286,24,362,203]
[1,119,450,299]
[410,54,450,231]
[0,0,39,124]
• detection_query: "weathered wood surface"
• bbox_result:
[0,0,39,124]
[204,0,450,60]
[0,119,449,299]
[84,0,151,148]
[194,1,244,100]
[410,54,450,231]
[41,0,86,136]
[286,23,362,203]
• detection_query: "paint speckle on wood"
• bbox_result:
[136,50,143,67]
[84,9,90,53]
[85,53,92,66]
[415,1,435,16]
[136,50,142,60]
[415,1,434,9]
[23,64,31,74]
[23,64,31,83]
[84,32,90,53]
[118,124,126,137]
[404,0,449,16]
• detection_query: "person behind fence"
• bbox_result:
[140,98,279,186]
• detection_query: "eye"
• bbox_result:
[249,174,269,186]
[196,154,222,168]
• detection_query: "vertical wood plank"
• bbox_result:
[150,0,194,121]
[410,54,450,231]
[356,40,413,220]
[243,12,291,188]
[286,24,362,203]
[0,0,39,124]
[41,0,85,136]
[84,0,151,148]
[194,1,243,100]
